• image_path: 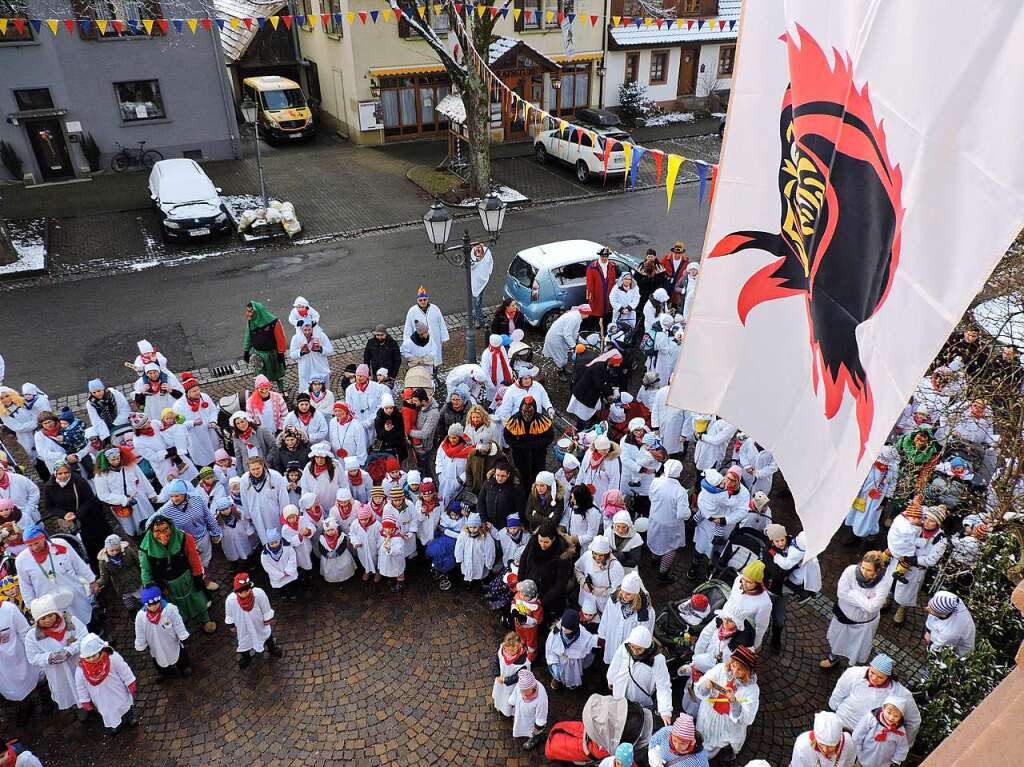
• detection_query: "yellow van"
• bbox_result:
[241,75,315,142]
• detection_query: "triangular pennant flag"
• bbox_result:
[729,19,735,31]
[62,18,74,32]
[622,16,632,26]
[513,7,521,20]
[369,10,379,23]
[524,9,533,22]
[696,18,704,29]
[29,19,42,34]
[643,17,652,26]
[0,19,7,36]
[665,154,684,211]
[295,13,306,25]
[500,7,509,17]
[321,13,330,26]
[655,18,663,29]
[256,16,266,30]
[282,15,293,28]
[172,18,183,32]
[269,15,279,29]
[489,6,499,18]
[358,11,367,23]
[567,13,575,24]
[546,10,555,23]
[434,4,442,16]
[393,7,403,19]
[229,17,239,28]
[204,17,215,30]
[141,18,153,34]
[476,5,485,17]
[13,18,26,33]
[635,17,644,27]
[345,11,355,23]
[573,127,582,144]
[187,18,197,32]
[695,161,709,206]
[417,5,426,17]
[96,18,108,34]
[710,163,719,205]
[214,18,225,30]
[611,15,620,26]
[557,11,565,24]
[381,9,391,21]
[652,150,664,185]
[523,101,531,125]
[78,18,92,35]
[242,17,253,29]
[113,19,125,33]
[686,19,693,29]
[157,18,168,33]
[127,19,140,34]
[629,147,646,189]
[454,4,463,16]
[622,143,633,188]
[589,14,598,25]
[603,140,618,177]
[334,12,343,25]
[46,18,59,34]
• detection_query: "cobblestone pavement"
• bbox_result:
[1,318,931,767]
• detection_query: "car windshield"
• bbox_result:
[509,256,537,288]
[261,89,305,111]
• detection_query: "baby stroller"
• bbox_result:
[545,694,653,766]
[710,525,769,584]
[653,580,731,676]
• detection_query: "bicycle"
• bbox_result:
[110,140,164,172]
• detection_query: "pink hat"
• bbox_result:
[357,506,372,522]
[576,304,593,315]
[214,448,231,462]
[725,466,742,480]
[0,498,14,512]
[356,364,370,377]
[254,374,271,389]
[671,713,695,743]
[517,669,538,691]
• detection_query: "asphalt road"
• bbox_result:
[1,185,710,396]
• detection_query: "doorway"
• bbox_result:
[24,119,74,181]
[677,46,699,98]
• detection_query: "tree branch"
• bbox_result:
[388,0,467,83]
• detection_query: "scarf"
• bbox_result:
[296,409,314,426]
[92,391,118,424]
[590,451,607,470]
[31,545,50,563]
[41,424,60,438]
[355,380,368,392]
[136,423,155,437]
[160,418,176,432]
[441,437,473,459]
[145,373,167,394]
[282,514,299,530]
[306,504,323,524]
[718,622,737,642]
[335,412,353,426]
[488,346,512,385]
[221,510,239,528]
[873,461,889,473]
[324,530,341,549]
[265,543,285,562]
[41,614,67,642]
[0,472,7,491]
[145,602,165,624]
[310,388,327,403]
[312,462,329,478]
[348,470,364,487]
[187,393,208,412]
[236,590,256,611]
[922,527,939,540]
[560,627,580,649]
[501,644,526,665]
[336,503,353,520]
[809,733,846,763]
[107,551,124,568]
[419,495,437,515]
[855,567,884,589]
[873,710,905,742]
[711,679,737,715]
[79,652,112,686]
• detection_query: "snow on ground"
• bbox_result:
[641,111,696,127]
[457,185,530,208]
[0,218,46,275]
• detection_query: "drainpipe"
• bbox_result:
[209,17,242,159]
[598,0,610,108]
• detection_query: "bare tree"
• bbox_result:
[388,0,510,197]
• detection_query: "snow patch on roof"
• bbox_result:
[214,0,288,63]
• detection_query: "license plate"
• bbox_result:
[189,227,210,236]
[288,133,303,139]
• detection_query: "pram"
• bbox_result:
[710,525,769,584]
[653,579,731,674]
[545,694,653,766]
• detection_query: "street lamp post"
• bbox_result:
[423,193,508,363]
[238,96,268,208]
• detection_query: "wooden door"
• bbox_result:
[504,74,528,140]
[677,46,699,97]
[25,119,74,181]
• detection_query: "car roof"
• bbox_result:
[515,240,636,270]
[242,75,301,92]
[151,159,216,201]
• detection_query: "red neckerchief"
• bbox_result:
[136,424,155,437]
[419,495,438,514]
[297,410,314,425]
[145,605,163,625]
[79,652,111,685]
[348,470,363,487]
[41,425,60,438]
[312,462,328,477]
[355,380,368,392]
[718,623,737,641]
[282,515,299,530]
[236,590,256,612]
[874,711,906,742]
[922,528,938,540]
[146,379,162,394]
[489,347,512,385]
[0,472,8,490]
[336,502,353,519]
[41,614,67,642]
[323,530,341,549]
[590,451,606,470]
[238,427,254,446]
[297,307,309,318]
[31,545,49,563]
[873,461,888,472]
[441,437,473,459]
[370,499,386,517]
[712,679,737,714]
[187,393,208,412]
[501,644,526,664]
[306,505,323,524]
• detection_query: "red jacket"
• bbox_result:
[585,260,617,317]
[660,253,689,295]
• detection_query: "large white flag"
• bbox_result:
[670,1,1024,556]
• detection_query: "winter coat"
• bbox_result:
[517,533,576,618]
[477,470,527,529]
[490,308,528,336]
[374,407,408,460]
[96,544,142,597]
[363,335,402,379]
[524,487,565,533]
[232,426,277,464]
[571,361,616,409]
[42,474,111,560]
[585,260,617,317]
[267,441,311,475]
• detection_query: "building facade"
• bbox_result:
[0,0,239,183]
[297,0,604,144]
[603,0,738,110]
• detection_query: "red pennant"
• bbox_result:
[524,9,533,22]
[655,19,663,29]
[574,127,582,144]
[603,140,617,177]
[112,19,124,33]
[201,17,212,30]
[157,18,168,33]
[455,3,463,14]
[282,15,293,28]
[243,17,253,29]
[589,15,598,25]
[13,18,26,33]
[358,10,367,22]
[489,6,499,17]
[622,16,632,26]
[687,19,694,29]
[710,164,719,205]
[63,18,75,32]
[557,11,565,23]
[652,150,664,185]
[320,13,329,26]
[394,7,403,18]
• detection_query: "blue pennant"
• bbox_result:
[215,18,226,29]
[172,18,183,32]
[695,162,709,206]
[29,18,42,33]
[629,147,646,189]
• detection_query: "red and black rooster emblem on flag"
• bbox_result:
[710,25,904,461]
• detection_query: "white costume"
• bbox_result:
[492,649,531,716]
[575,550,625,613]
[94,463,157,537]
[610,277,640,326]
[693,481,750,559]
[281,520,314,572]
[578,449,623,506]
[545,625,598,689]
[403,302,449,366]
[299,463,342,519]
[318,531,356,582]
[282,409,329,445]
[508,684,548,738]
[377,532,406,578]
[454,529,496,581]
[790,730,855,767]
[260,545,298,589]
[25,613,86,710]
[886,516,947,608]
[289,326,335,392]
[542,309,585,368]
[496,380,554,421]
[0,601,42,701]
[607,643,672,717]
[695,661,760,756]
[597,591,655,665]
[345,380,385,445]
[826,565,893,664]
[328,418,367,467]
[225,588,275,652]
[85,389,132,442]
[350,520,381,574]
[722,575,773,650]
[239,469,290,546]
[133,601,188,668]
[694,417,737,471]
[172,393,220,467]
[926,604,976,658]
[0,469,41,526]
[829,667,921,740]
[736,441,777,496]
[74,647,136,729]
[646,474,691,556]
[16,542,96,627]
[651,386,687,454]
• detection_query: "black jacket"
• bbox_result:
[374,407,408,460]
[268,442,311,475]
[363,335,402,379]
[477,471,526,529]
[490,308,529,336]
[42,474,111,560]
[572,361,615,409]
[517,533,576,618]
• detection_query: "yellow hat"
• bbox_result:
[741,560,765,584]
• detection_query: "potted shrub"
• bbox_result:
[81,133,102,173]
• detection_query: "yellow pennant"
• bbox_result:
[142,18,153,33]
[434,4,442,16]
[187,18,197,33]
[417,6,426,18]
[346,11,355,23]
[643,17,653,26]
[558,119,568,133]
[382,8,391,20]
[523,101,531,125]
[611,15,620,26]
[230,17,240,28]
[622,143,633,187]
[665,154,685,211]
[546,10,555,23]
[0,19,7,35]
[269,15,279,29]
[97,18,108,33]
[46,18,59,34]
[512,7,521,20]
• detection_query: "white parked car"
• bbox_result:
[148,159,231,243]
[533,125,631,183]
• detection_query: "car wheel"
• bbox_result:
[576,161,590,183]
[542,309,563,331]
[535,144,548,163]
